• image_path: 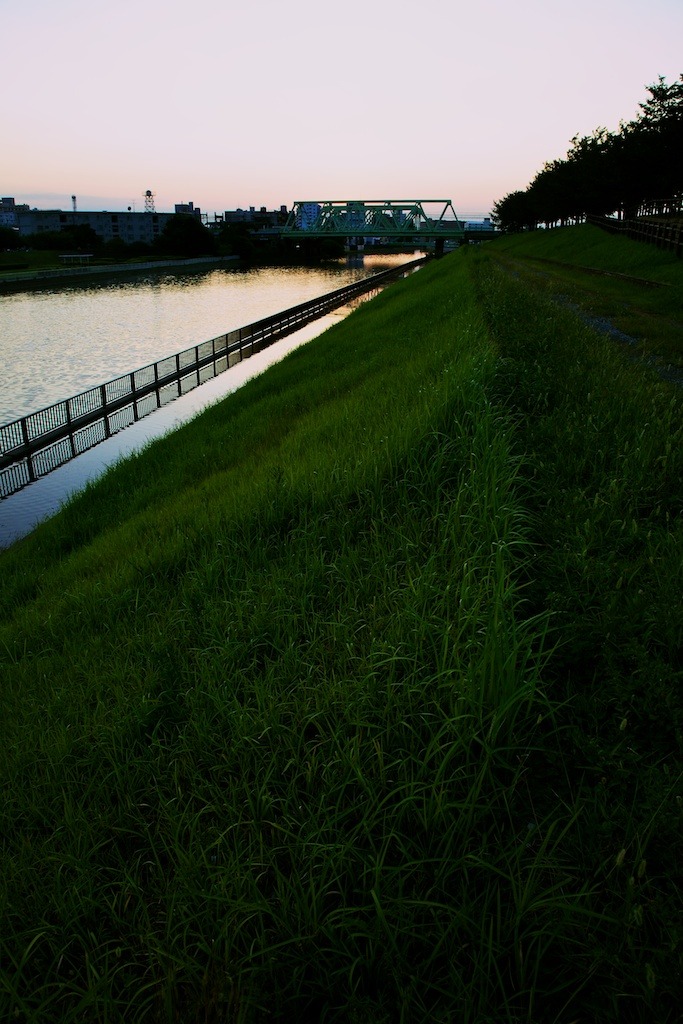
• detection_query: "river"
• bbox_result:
[0,254,417,547]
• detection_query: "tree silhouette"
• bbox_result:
[155,215,217,257]
[492,75,683,231]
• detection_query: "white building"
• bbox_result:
[0,196,28,230]
[295,203,321,230]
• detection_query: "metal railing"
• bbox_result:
[0,257,428,498]
[588,214,683,257]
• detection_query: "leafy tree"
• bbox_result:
[564,128,620,217]
[492,75,683,230]
[101,237,152,260]
[491,190,539,233]
[28,225,101,251]
[528,159,581,227]
[154,215,218,258]
[217,223,257,260]
[627,75,683,209]
[0,226,22,250]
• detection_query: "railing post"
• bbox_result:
[176,354,181,397]
[130,373,139,421]
[65,401,77,457]
[100,385,111,438]
[20,418,36,482]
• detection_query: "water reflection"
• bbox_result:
[0,255,413,425]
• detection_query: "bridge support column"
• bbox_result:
[344,236,365,254]
[434,237,445,257]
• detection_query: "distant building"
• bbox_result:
[294,203,320,230]
[3,196,293,243]
[15,209,174,244]
[223,205,288,227]
[464,217,494,232]
[2,198,183,244]
[174,201,202,218]
[0,197,29,230]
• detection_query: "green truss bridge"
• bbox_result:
[282,200,466,252]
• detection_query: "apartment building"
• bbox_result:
[1,198,175,244]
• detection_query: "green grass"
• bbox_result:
[1,238,681,1021]
[489,223,683,369]
[491,223,683,284]
[0,249,61,274]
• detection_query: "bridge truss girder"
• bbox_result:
[282,200,465,239]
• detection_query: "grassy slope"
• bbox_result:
[1,238,682,1022]
[491,222,683,284]
[490,223,683,369]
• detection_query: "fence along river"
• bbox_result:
[0,257,427,501]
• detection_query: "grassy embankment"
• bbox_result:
[1,230,681,1021]
[492,222,683,370]
[0,249,60,274]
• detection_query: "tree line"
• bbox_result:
[492,75,683,232]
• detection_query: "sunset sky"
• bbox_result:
[2,0,682,219]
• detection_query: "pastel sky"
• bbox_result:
[2,0,682,218]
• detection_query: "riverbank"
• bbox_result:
[0,253,240,294]
[1,235,681,1021]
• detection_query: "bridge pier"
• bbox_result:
[344,236,365,254]
[434,237,445,257]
